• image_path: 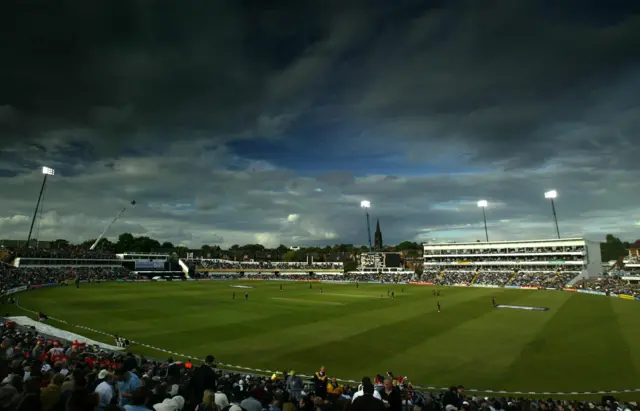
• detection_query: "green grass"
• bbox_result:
[7,281,640,398]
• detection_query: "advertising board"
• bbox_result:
[578,289,607,296]
[5,285,28,295]
[135,260,165,270]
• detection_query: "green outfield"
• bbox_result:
[8,281,640,395]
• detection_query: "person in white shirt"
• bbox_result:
[95,371,115,411]
[351,377,382,403]
[214,386,229,408]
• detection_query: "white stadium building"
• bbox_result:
[423,237,602,288]
[622,246,640,277]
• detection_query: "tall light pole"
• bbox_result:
[360,200,373,252]
[544,190,560,239]
[477,200,489,242]
[89,200,137,250]
[26,166,54,247]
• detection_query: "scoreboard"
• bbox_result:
[359,252,403,268]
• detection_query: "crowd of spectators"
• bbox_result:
[1,319,637,411]
[422,268,580,288]
[200,272,416,283]
[427,256,584,263]
[621,256,640,276]
[344,274,414,283]
[509,271,576,288]
[574,277,640,297]
[0,266,132,294]
[431,272,474,286]
[199,274,241,280]
[472,272,512,286]
[187,259,344,271]
[4,247,116,261]
[276,275,341,281]
[244,273,276,278]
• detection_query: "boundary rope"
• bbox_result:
[11,297,640,396]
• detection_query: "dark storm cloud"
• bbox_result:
[0,1,639,246]
[347,1,640,168]
[0,1,339,151]
[3,1,638,161]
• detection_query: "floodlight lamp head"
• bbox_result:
[360,200,371,208]
[42,166,54,176]
[544,190,557,199]
[477,200,488,208]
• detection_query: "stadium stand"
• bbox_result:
[423,238,601,288]
[0,265,132,294]
[185,258,343,271]
[346,273,415,283]
[622,255,640,276]
[5,246,116,260]
[574,277,640,297]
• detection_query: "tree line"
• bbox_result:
[42,233,639,262]
[600,234,639,262]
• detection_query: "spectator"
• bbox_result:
[91,370,110,392]
[153,396,184,411]
[214,385,229,409]
[269,399,282,411]
[312,366,327,399]
[95,372,115,411]
[278,391,295,411]
[192,355,216,403]
[195,389,216,411]
[0,374,21,409]
[240,388,262,411]
[67,374,100,411]
[41,373,65,411]
[297,397,314,411]
[381,377,402,411]
[351,377,382,403]
[115,367,141,407]
[326,377,343,399]
[352,382,385,411]
[123,387,149,411]
[285,371,303,402]
[16,376,43,411]
[442,385,464,409]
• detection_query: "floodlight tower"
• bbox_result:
[477,200,489,242]
[544,190,560,239]
[89,200,137,250]
[26,167,55,247]
[360,200,373,252]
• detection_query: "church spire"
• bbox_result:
[374,218,383,250]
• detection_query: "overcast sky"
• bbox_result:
[1,1,639,248]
